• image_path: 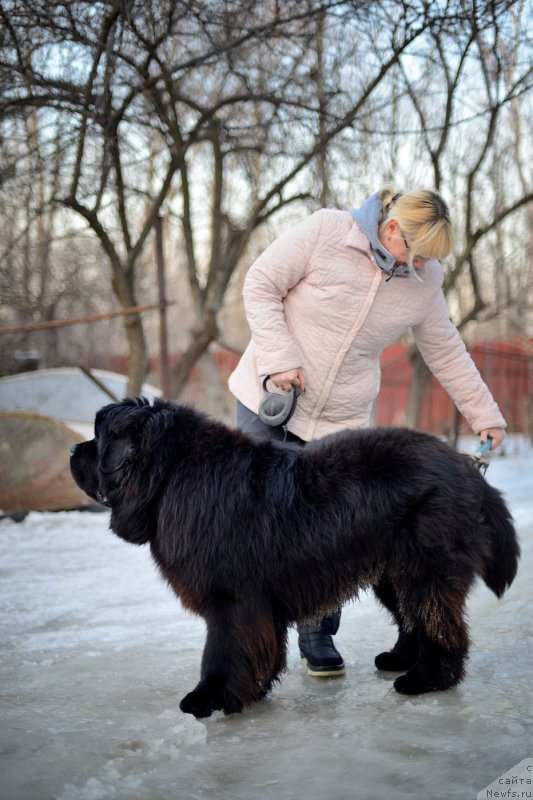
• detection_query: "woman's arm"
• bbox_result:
[412,289,506,445]
[243,211,324,378]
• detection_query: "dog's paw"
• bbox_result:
[222,692,243,716]
[375,650,417,671]
[393,667,459,695]
[180,684,244,718]
[393,672,432,695]
[180,689,218,718]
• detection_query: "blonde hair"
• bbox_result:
[378,183,453,266]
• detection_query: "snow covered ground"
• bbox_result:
[1,439,532,800]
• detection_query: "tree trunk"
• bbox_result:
[170,312,218,398]
[404,347,432,429]
[123,312,149,396]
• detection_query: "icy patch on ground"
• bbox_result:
[1,445,532,800]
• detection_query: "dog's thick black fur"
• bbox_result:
[70,397,519,718]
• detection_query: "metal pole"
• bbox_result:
[155,215,171,399]
[79,366,120,402]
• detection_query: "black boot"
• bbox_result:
[298,611,345,677]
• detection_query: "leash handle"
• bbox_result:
[258,376,300,429]
[475,435,493,458]
[472,435,493,476]
[262,376,301,397]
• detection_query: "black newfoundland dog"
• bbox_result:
[70,398,519,718]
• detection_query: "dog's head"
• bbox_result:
[70,398,180,535]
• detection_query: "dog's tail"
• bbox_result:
[479,480,520,598]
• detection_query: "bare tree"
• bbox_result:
[393,2,532,427]
[3,0,360,392]
[155,1,505,395]
[1,0,529,403]
[0,104,114,372]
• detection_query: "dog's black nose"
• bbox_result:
[70,444,78,456]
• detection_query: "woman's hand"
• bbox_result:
[479,428,506,451]
[270,368,305,393]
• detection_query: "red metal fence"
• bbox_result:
[107,338,533,436]
[376,339,533,435]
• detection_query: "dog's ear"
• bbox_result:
[143,407,176,445]
[100,437,135,474]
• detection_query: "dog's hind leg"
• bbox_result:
[373,577,419,672]
[258,620,288,699]
[179,597,282,718]
[392,578,470,695]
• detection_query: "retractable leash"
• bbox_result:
[258,376,301,440]
[471,435,493,476]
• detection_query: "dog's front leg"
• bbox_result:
[180,599,282,718]
[179,619,243,718]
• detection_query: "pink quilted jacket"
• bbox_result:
[228,209,506,441]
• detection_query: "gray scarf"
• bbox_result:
[351,193,410,278]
